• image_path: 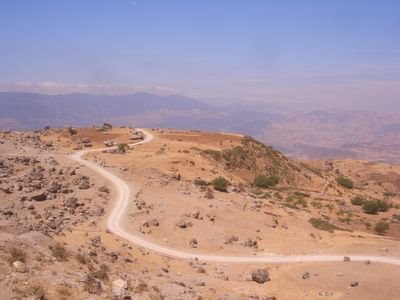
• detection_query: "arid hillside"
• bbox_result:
[0,126,400,299]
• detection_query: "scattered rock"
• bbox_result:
[319,291,333,297]
[350,281,359,287]
[302,272,310,280]
[176,219,193,229]
[112,279,129,298]
[189,238,198,248]
[224,235,239,244]
[191,210,201,219]
[251,269,270,284]
[81,274,102,294]
[98,185,110,193]
[194,281,205,287]
[31,192,47,202]
[244,238,258,248]
[65,197,78,208]
[12,261,28,273]
[79,181,90,190]
[47,182,61,193]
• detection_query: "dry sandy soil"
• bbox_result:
[0,126,400,299]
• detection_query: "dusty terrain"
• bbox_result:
[0,126,400,299]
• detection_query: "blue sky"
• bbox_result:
[0,0,399,108]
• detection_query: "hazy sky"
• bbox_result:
[0,0,399,108]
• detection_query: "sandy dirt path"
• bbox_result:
[68,129,400,266]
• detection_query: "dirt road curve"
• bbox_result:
[69,129,400,266]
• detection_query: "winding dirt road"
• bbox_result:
[69,130,400,266]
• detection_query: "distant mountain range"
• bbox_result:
[0,92,281,142]
[1,92,400,163]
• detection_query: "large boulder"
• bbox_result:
[30,192,47,201]
[79,181,90,190]
[175,219,193,229]
[251,269,270,284]
[112,279,129,298]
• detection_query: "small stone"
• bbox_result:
[189,238,198,248]
[343,256,350,262]
[350,281,359,287]
[302,272,310,280]
[12,261,28,273]
[98,186,110,193]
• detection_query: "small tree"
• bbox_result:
[375,221,389,235]
[254,175,279,188]
[362,199,390,214]
[211,177,229,192]
[336,176,353,189]
[362,200,379,214]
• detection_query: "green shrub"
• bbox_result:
[202,149,221,160]
[336,176,354,189]
[351,196,364,206]
[311,201,323,209]
[377,200,390,212]
[375,221,389,235]
[230,146,247,159]
[211,176,229,192]
[362,199,390,214]
[383,191,396,197]
[253,175,279,188]
[308,218,346,233]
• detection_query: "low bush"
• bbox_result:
[308,218,346,233]
[336,176,354,189]
[194,178,208,186]
[362,199,390,214]
[211,177,229,192]
[253,175,279,188]
[351,196,364,206]
[375,221,389,235]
